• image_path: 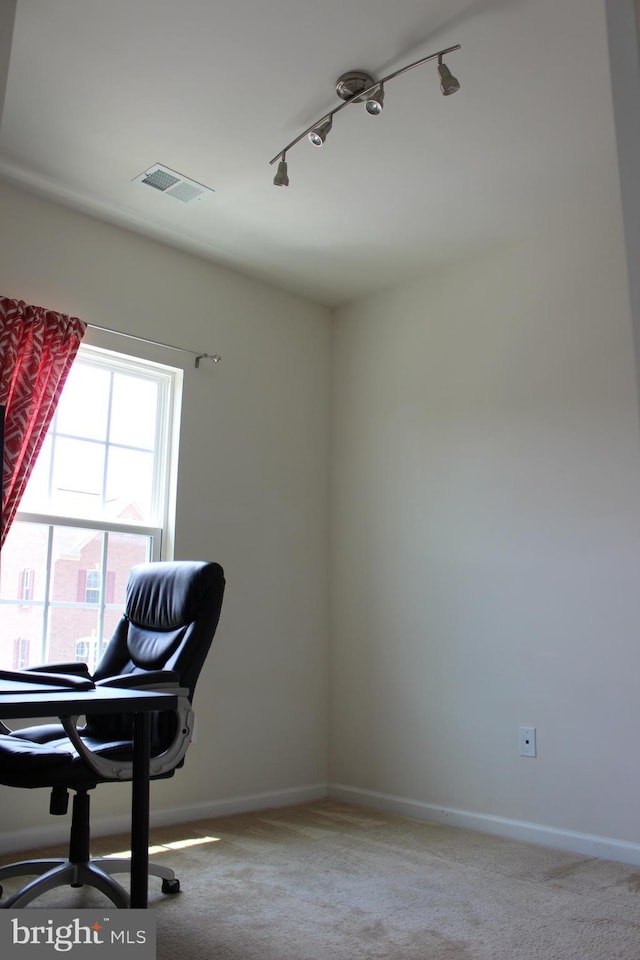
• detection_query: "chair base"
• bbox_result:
[0,788,181,908]
[0,857,180,908]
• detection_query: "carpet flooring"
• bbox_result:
[2,800,640,959]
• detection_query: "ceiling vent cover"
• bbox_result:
[134,164,214,203]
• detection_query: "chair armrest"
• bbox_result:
[96,670,180,690]
[0,668,94,690]
[28,662,91,678]
[60,693,194,781]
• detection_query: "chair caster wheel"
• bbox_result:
[162,878,180,894]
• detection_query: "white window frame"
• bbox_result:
[15,343,180,553]
[3,343,182,668]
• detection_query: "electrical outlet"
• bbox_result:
[519,725,536,758]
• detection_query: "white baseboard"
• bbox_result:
[4,781,639,869]
[0,783,328,856]
[147,782,328,828]
[328,783,640,867]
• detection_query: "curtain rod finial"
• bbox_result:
[195,353,222,369]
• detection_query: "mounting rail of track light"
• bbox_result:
[270,43,461,186]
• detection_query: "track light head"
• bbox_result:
[438,59,460,96]
[365,85,384,116]
[273,157,289,186]
[308,116,333,147]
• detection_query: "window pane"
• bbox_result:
[103,531,151,641]
[110,373,158,448]
[50,438,106,516]
[55,363,110,441]
[106,447,155,522]
[50,526,103,604]
[48,604,100,666]
[0,605,45,668]
[0,521,49,602]
[18,434,52,512]
[0,521,50,665]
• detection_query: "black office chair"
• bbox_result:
[0,559,225,908]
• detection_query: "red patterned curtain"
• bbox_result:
[0,297,86,546]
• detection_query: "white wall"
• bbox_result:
[0,180,331,843]
[329,154,640,845]
[328,0,640,856]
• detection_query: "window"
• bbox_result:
[74,638,99,665]
[0,344,181,672]
[13,637,30,669]
[18,569,35,603]
[84,570,101,605]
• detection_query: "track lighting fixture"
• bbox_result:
[308,116,333,147]
[365,84,384,116]
[269,42,460,186]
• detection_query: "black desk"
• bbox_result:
[0,684,177,908]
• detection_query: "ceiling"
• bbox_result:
[0,0,617,306]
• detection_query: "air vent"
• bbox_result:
[133,164,214,203]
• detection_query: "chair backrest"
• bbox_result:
[93,560,225,698]
[85,560,225,749]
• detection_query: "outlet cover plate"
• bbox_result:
[519,725,537,757]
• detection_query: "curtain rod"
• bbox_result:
[87,322,221,369]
